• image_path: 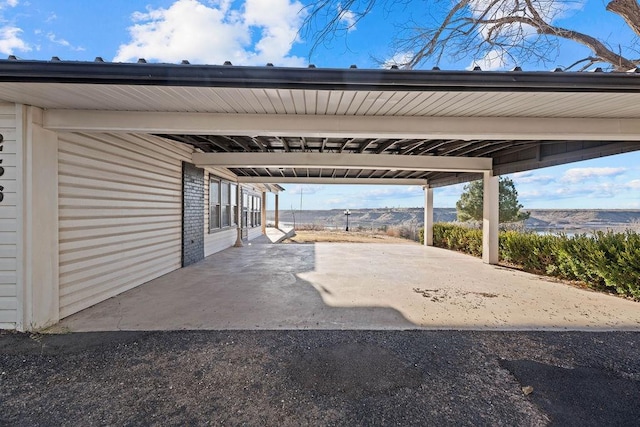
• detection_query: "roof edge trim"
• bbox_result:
[1,60,639,93]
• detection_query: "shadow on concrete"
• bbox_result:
[57,240,640,332]
[59,241,415,331]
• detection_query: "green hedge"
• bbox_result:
[420,224,640,299]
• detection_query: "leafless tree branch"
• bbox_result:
[302,0,640,71]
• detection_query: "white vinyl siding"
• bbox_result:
[58,132,192,318]
[0,103,17,328]
[248,226,263,241]
[204,228,237,257]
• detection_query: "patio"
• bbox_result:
[58,240,640,332]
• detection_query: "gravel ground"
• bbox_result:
[1,330,639,426]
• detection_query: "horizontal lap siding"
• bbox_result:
[248,227,262,241]
[58,132,192,318]
[204,228,237,257]
[0,103,17,328]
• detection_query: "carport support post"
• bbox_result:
[261,191,267,234]
[423,185,433,246]
[19,106,60,330]
[234,183,243,247]
[275,194,279,229]
[482,171,499,265]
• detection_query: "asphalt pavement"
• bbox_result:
[1,330,639,426]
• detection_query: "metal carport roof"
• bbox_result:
[1,58,639,186]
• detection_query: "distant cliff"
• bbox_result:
[267,208,640,232]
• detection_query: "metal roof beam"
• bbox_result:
[237,177,429,185]
[44,110,640,141]
[192,152,492,172]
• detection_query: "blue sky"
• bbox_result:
[1,0,639,209]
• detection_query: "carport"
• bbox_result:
[58,239,640,331]
[1,59,640,330]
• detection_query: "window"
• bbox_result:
[231,184,238,226]
[242,191,249,228]
[253,196,262,227]
[210,178,220,231]
[221,182,230,227]
[240,190,261,228]
[209,178,238,232]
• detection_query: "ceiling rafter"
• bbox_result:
[413,140,456,156]
[196,135,232,152]
[251,136,267,152]
[375,139,400,154]
[437,141,479,156]
[358,138,382,153]
[219,135,254,152]
[339,138,356,153]
[275,136,290,152]
[320,138,327,153]
[398,140,428,155]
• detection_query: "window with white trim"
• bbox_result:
[209,178,237,232]
[240,190,261,228]
[230,183,238,226]
[210,178,220,231]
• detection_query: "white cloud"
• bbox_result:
[0,1,31,56]
[467,49,509,71]
[382,51,414,69]
[561,167,627,183]
[325,197,349,207]
[361,186,424,200]
[337,5,356,31]
[435,183,466,196]
[519,189,543,198]
[0,26,29,54]
[627,180,640,190]
[284,184,324,196]
[244,0,306,65]
[552,181,630,199]
[114,0,306,66]
[47,32,85,51]
[511,171,555,185]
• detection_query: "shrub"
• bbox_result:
[432,223,483,257]
[590,231,640,298]
[427,223,639,300]
[500,231,559,274]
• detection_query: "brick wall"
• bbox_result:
[182,162,205,267]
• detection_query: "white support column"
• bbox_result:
[19,106,60,330]
[482,171,499,265]
[275,194,280,229]
[234,183,243,247]
[423,186,434,246]
[261,191,267,234]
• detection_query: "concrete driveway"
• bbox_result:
[58,241,640,331]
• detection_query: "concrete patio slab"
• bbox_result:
[58,243,640,332]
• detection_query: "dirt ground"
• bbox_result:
[1,330,639,426]
[284,229,419,244]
